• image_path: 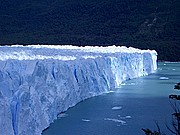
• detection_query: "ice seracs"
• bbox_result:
[0,45,157,135]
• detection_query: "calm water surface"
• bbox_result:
[42,62,180,135]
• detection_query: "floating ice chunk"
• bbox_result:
[159,77,169,80]
[112,106,122,110]
[104,118,126,125]
[109,91,115,93]
[125,116,132,119]
[121,83,136,86]
[82,119,91,122]
[127,83,136,85]
[118,115,132,119]
[117,123,127,126]
[172,69,176,71]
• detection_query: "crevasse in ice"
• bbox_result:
[0,45,157,135]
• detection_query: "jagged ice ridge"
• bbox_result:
[0,45,157,135]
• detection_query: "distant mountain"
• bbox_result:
[0,0,179,61]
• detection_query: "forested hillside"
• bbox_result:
[0,0,179,61]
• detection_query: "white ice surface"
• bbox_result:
[0,45,157,135]
[112,106,122,110]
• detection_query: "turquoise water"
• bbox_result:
[42,62,180,135]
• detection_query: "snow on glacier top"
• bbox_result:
[0,45,157,61]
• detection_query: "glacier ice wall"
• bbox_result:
[0,45,157,135]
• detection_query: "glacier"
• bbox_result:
[0,45,157,135]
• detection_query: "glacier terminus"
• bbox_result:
[0,45,157,135]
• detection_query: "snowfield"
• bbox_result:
[0,45,157,135]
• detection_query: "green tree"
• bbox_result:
[167,82,180,135]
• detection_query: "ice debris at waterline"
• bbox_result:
[0,45,157,135]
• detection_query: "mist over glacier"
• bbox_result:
[0,45,157,135]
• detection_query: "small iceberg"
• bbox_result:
[104,118,126,125]
[125,116,132,119]
[118,115,132,119]
[159,77,169,80]
[112,106,122,110]
[121,83,136,86]
[82,119,91,122]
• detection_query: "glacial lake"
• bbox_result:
[42,62,180,135]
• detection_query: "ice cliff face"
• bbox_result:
[0,45,157,135]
